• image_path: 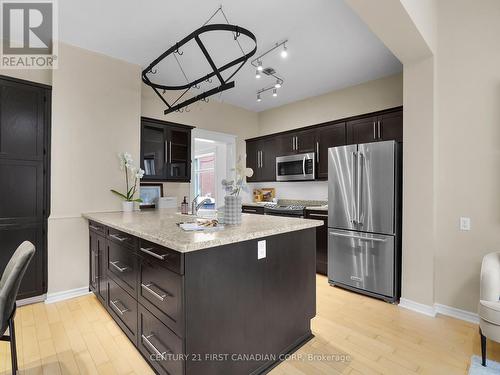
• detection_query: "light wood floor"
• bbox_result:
[1,275,498,375]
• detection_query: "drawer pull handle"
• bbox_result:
[140,247,168,260]
[110,234,129,242]
[110,261,129,272]
[309,213,328,218]
[89,225,101,231]
[142,334,171,357]
[243,209,257,212]
[110,300,129,315]
[141,283,169,301]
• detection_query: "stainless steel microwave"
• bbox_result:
[276,153,315,181]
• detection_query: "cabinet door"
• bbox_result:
[347,116,378,145]
[260,138,277,181]
[305,210,328,275]
[166,127,191,181]
[316,123,346,179]
[378,110,403,142]
[296,130,316,153]
[276,133,296,156]
[97,234,107,302]
[141,122,167,180]
[89,230,98,293]
[245,140,259,182]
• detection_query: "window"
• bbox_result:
[193,152,216,209]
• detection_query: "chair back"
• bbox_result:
[0,241,35,333]
[480,251,500,302]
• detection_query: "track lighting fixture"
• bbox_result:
[272,88,277,97]
[255,69,261,79]
[257,60,263,71]
[281,44,288,58]
[257,94,261,102]
[275,79,282,89]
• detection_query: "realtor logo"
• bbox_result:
[1,0,58,68]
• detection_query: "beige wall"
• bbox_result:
[48,43,141,294]
[0,68,52,86]
[434,0,500,311]
[402,57,436,306]
[258,73,403,136]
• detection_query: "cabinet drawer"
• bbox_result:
[107,278,138,343]
[107,241,138,296]
[138,304,184,375]
[242,205,264,215]
[89,221,106,235]
[139,239,183,275]
[139,257,183,336]
[107,227,137,249]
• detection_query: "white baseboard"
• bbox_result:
[16,294,46,307]
[45,286,91,304]
[399,298,479,324]
[434,303,479,324]
[399,298,437,317]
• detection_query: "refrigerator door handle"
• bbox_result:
[329,231,387,242]
[351,151,358,225]
[357,152,364,227]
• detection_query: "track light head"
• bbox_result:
[275,79,282,89]
[255,69,261,79]
[281,44,288,58]
[272,88,277,97]
[257,60,263,71]
[257,94,261,102]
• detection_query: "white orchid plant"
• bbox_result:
[111,152,145,202]
[222,155,254,196]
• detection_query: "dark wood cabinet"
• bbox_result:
[305,210,328,275]
[315,123,347,179]
[0,76,51,300]
[141,117,194,182]
[277,129,316,156]
[246,107,402,182]
[347,110,403,144]
[242,205,265,214]
[245,138,276,182]
[89,222,107,303]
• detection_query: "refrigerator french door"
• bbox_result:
[327,141,399,301]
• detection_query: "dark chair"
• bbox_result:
[0,241,35,374]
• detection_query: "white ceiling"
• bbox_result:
[59,0,402,112]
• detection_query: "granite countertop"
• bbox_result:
[83,209,322,253]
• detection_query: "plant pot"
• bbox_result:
[224,195,242,225]
[122,201,135,212]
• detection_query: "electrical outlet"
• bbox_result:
[258,240,266,259]
[460,217,471,231]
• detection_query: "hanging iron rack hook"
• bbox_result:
[174,43,183,56]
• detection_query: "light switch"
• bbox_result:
[258,240,266,259]
[460,217,471,231]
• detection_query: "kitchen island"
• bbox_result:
[83,209,321,375]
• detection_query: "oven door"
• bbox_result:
[276,153,315,181]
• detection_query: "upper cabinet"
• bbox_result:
[347,110,402,145]
[140,117,194,182]
[246,107,402,183]
[316,122,347,180]
[246,138,277,182]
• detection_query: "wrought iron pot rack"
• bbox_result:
[142,23,257,115]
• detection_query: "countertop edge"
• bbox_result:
[82,212,322,253]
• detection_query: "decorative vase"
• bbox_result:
[122,201,134,212]
[224,195,242,225]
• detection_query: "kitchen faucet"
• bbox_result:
[191,195,212,215]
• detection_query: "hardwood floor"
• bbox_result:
[1,275,497,374]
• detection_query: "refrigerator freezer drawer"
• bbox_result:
[328,229,394,297]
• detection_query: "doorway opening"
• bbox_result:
[191,129,236,209]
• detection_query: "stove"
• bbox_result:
[264,204,305,217]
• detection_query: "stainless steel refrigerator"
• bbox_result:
[327,140,401,302]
